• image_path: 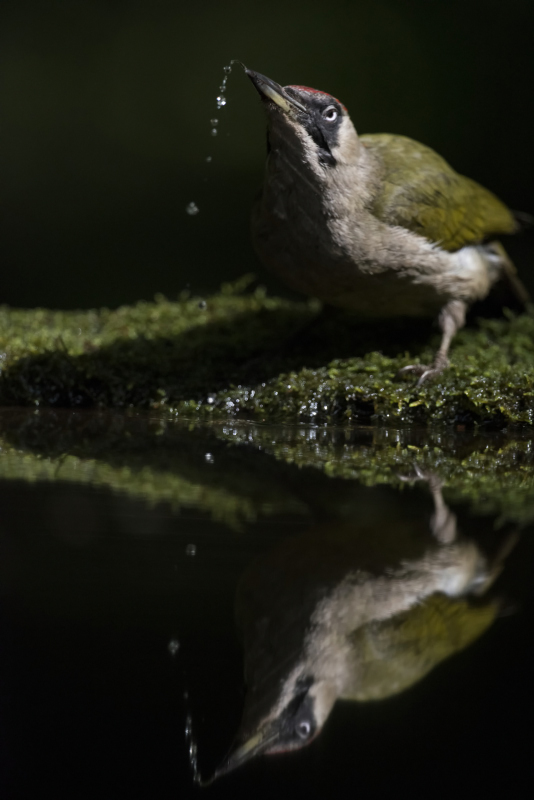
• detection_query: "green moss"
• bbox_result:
[1,278,534,425]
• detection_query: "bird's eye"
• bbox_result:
[322,106,338,122]
[296,720,312,739]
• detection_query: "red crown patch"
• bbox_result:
[287,85,347,111]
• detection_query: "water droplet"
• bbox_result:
[185,202,199,215]
[210,118,218,126]
[184,713,201,783]
[205,156,212,163]
[198,299,207,310]
[168,638,180,656]
[206,395,216,405]
[205,452,214,463]
[216,95,226,108]
[185,544,197,556]
[224,65,232,74]
[210,128,218,136]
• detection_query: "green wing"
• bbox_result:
[347,593,498,702]
[362,134,517,251]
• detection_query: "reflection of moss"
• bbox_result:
[1,409,534,527]
[0,447,264,529]
[0,410,305,530]
[1,280,534,425]
[214,424,534,526]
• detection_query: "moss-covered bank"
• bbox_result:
[1,279,534,425]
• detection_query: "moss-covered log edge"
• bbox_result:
[1,278,533,426]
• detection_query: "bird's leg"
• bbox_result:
[428,475,519,593]
[399,467,456,544]
[426,473,457,545]
[397,299,467,386]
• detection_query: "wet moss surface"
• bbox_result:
[1,278,534,426]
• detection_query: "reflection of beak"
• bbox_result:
[246,69,307,114]
[199,725,279,786]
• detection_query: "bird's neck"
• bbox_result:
[266,123,378,212]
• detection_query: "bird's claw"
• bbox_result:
[398,467,443,493]
[398,465,427,483]
[396,356,449,386]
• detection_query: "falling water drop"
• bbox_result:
[168,638,180,657]
[185,202,199,216]
[202,62,246,182]
[185,713,201,783]
[229,59,246,69]
[189,740,198,764]
[185,543,197,556]
[185,714,192,738]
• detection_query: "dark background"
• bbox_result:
[1,0,533,310]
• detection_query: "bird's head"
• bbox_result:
[203,672,337,784]
[246,68,360,171]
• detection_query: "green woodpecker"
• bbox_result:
[205,474,516,781]
[247,69,529,384]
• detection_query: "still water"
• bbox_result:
[1,408,532,798]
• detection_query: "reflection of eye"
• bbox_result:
[297,720,312,739]
[322,106,338,122]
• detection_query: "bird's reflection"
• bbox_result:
[206,473,516,782]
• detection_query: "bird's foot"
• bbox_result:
[398,466,442,491]
[396,354,449,386]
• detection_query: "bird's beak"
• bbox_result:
[199,723,279,785]
[246,69,307,114]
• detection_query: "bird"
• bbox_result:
[246,68,530,384]
[204,473,516,782]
